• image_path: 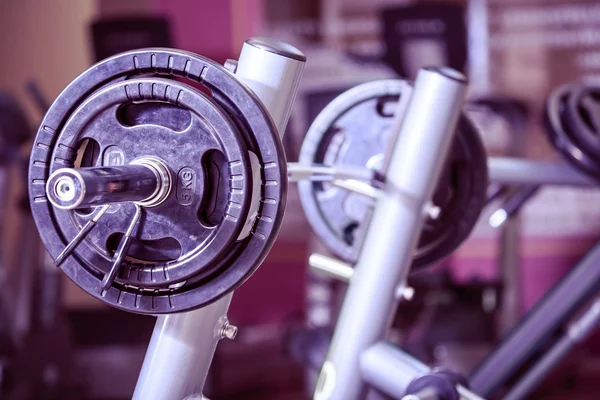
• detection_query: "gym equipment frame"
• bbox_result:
[288,80,600,398]
[130,39,306,399]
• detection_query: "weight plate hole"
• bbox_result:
[578,103,596,134]
[118,101,192,133]
[74,207,94,217]
[342,222,359,246]
[74,138,101,168]
[199,149,229,228]
[106,232,182,263]
[73,138,100,217]
[376,95,400,118]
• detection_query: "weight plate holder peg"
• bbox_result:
[545,82,600,179]
[298,79,488,268]
[29,48,287,314]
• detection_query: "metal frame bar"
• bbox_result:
[503,297,600,400]
[361,343,485,400]
[312,67,470,400]
[290,157,596,188]
[132,39,305,400]
[291,122,599,400]
[293,154,600,399]
[469,241,600,397]
[488,158,596,186]
[132,294,234,399]
[293,153,600,399]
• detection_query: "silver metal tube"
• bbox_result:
[235,37,306,137]
[309,253,353,282]
[488,158,596,186]
[133,37,305,400]
[467,0,490,94]
[331,179,380,200]
[46,165,159,210]
[132,294,233,400]
[503,298,600,400]
[361,342,429,398]
[313,67,468,400]
[287,163,375,182]
[361,344,485,400]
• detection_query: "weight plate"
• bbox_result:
[29,49,287,314]
[545,83,600,179]
[298,79,488,268]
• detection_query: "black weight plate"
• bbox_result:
[29,48,286,314]
[545,83,600,179]
[51,78,251,286]
[298,79,488,268]
[564,85,600,159]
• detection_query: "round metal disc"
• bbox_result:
[298,79,488,268]
[52,77,252,287]
[546,83,600,179]
[29,49,287,314]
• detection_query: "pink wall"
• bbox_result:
[153,0,264,63]
[153,0,233,62]
[451,237,597,314]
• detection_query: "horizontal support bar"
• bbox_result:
[361,342,428,398]
[488,157,596,187]
[308,254,414,301]
[308,253,353,282]
[361,343,485,400]
[287,163,375,183]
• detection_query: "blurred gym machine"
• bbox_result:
[287,73,600,400]
[286,3,528,385]
[0,88,81,399]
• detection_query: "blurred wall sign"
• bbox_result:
[381,4,467,79]
[90,17,172,62]
[489,0,600,104]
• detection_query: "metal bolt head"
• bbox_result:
[220,322,238,340]
[54,176,76,201]
[427,203,442,220]
[395,285,415,301]
[402,286,415,301]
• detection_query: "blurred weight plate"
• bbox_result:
[546,83,600,179]
[298,79,488,268]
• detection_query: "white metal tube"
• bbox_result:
[287,163,375,183]
[309,253,353,282]
[313,67,468,400]
[488,157,596,186]
[132,295,233,400]
[236,37,306,137]
[361,342,429,397]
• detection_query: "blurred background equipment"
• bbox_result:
[297,79,488,268]
[381,4,468,78]
[90,16,172,61]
